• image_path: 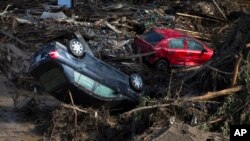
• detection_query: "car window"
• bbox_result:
[94,83,117,98]
[143,31,164,45]
[74,71,95,91]
[188,40,203,51]
[39,68,66,91]
[169,39,184,49]
[74,71,117,98]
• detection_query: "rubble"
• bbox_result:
[0,0,250,140]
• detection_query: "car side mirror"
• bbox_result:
[202,48,207,53]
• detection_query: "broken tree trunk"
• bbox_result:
[186,85,244,101]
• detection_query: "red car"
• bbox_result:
[133,28,214,70]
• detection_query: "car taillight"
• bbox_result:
[49,50,59,59]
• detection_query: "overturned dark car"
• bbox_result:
[29,39,143,111]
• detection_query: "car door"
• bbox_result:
[166,38,187,66]
[186,39,205,66]
[73,71,118,99]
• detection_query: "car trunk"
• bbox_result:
[134,37,154,54]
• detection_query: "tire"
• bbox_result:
[68,39,85,57]
[129,74,143,92]
[155,59,169,71]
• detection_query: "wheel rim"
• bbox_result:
[157,62,167,71]
[158,63,164,69]
[71,41,83,55]
[132,75,143,89]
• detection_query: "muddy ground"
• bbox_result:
[0,74,42,140]
[0,72,66,140]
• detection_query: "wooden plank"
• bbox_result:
[175,28,211,41]
[105,22,122,34]
[176,12,225,22]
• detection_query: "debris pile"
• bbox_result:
[0,0,250,140]
[186,15,250,92]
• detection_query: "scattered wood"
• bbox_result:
[113,40,130,49]
[94,18,105,27]
[15,17,33,25]
[0,31,29,47]
[171,66,202,73]
[61,103,87,114]
[105,22,122,34]
[175,28,211,41]
[176,12,224,23]
[124,103,172,115]
[209,117,223,124]
[212,0,228,21]
[246,43,250,48]
[0,4,12,16]
[68,91,78,128]
[186,85,244,101]
[206,65,232,75]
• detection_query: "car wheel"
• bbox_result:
[68,39,85,57]
[155,59,169,71]
[130,74,143,92]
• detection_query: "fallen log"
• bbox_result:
[186,85,244,101]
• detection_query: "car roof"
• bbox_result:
[154,28,187,38]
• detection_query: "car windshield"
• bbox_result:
[39,68,66,91]
[143,31,164,45]
[74,71,118,98]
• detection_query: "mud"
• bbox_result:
[0,74,60,141]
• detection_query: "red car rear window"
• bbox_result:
[143,31,164,45]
